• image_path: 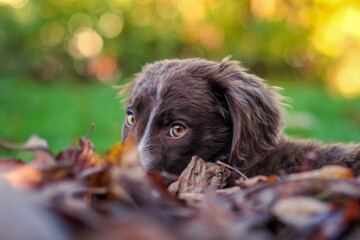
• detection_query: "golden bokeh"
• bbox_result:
[330,52,360,98]
[39,22,65,47]
[67,28,103,59]
[98,12,124,38]
[0,0,359,96]
[0,0,28,8]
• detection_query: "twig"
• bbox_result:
[84,123,95,145]
[216,160,248,180]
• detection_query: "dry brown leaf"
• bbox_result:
[105,135,139,167]
[56,138,104,173]
[236,165,353,190]
[3,131,360,240]
[106,136,155,203]
[272,197,331,227]
[0,135,48,150]
[288,165,354,180]
[0,159,25,174]
[236,175,271,188]
[78,140,104,168]
[216,186,241,197]
[0,135,55,166]
[168,156,231,195]
[107,136,144,180]
[0,180,69,240]
[3,166,42,190]
[2,164,74,191]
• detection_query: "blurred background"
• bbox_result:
[1,0,360,160]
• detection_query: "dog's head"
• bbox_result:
[121,57,284,175]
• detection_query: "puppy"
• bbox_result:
[121,57,360,177]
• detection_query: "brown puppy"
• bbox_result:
[121,57,360,177]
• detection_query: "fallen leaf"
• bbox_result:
[0,158,25,174]
[105,135,139,167]
[3,164,74,191]
[0,135,55,166]
[168,156,231,196]
[56,138,104,174]
[0,179,70,240]
[3,165,42,190]
[288,165,354,180]
[216,186,241,197]
[77,140,104,169]
[2,132,360,240]
[272,196,331,228]
[236,175,272,188]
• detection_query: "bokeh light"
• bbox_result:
[330,52,360,98]
[0,0,28,9]
[155,0,178,19]
[67,28,103,59]
[98,12,123,38]
[199,24,224,52]
[89,55,119,83]
[312,6,360,57]
[0,0,359,98]
[8,0,35,22]
[178,0,205,23]
[68,13,93,34]
[251,0,277,20]
[39,22,65,47]
[131,4,152,26]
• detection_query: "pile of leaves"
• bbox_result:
[1,128,360,240]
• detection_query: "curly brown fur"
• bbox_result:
[120,57,360,177]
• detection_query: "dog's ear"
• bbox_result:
[114,71,144,105]
[205,57,285,166]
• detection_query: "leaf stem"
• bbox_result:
[216,161,248,180]
[84,123,95,144]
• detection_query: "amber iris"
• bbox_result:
[126,113,135,126]
[170,124,186,137]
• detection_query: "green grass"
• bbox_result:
[1,77,360,161]
[0,77,126,161]
[276,80,360,143]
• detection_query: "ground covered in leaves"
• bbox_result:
[1,128,360,240]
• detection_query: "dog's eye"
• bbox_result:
[169,124,186,137]
[126,113,135,126]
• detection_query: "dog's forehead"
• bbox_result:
[132,62,210,108]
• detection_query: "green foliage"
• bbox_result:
[0,77,125,160]
[278,80,360,142]
[1,0,360,96]
[0,0,338,80]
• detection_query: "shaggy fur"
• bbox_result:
[121,57,360,177]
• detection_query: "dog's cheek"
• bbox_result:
[121,123,130,142]
[195,122,233,161]
[162,137,197,175]
[163,149,192,175]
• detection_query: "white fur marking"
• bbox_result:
[138,107,157,168]
[138,76,164,168]
[157,76,163,100]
